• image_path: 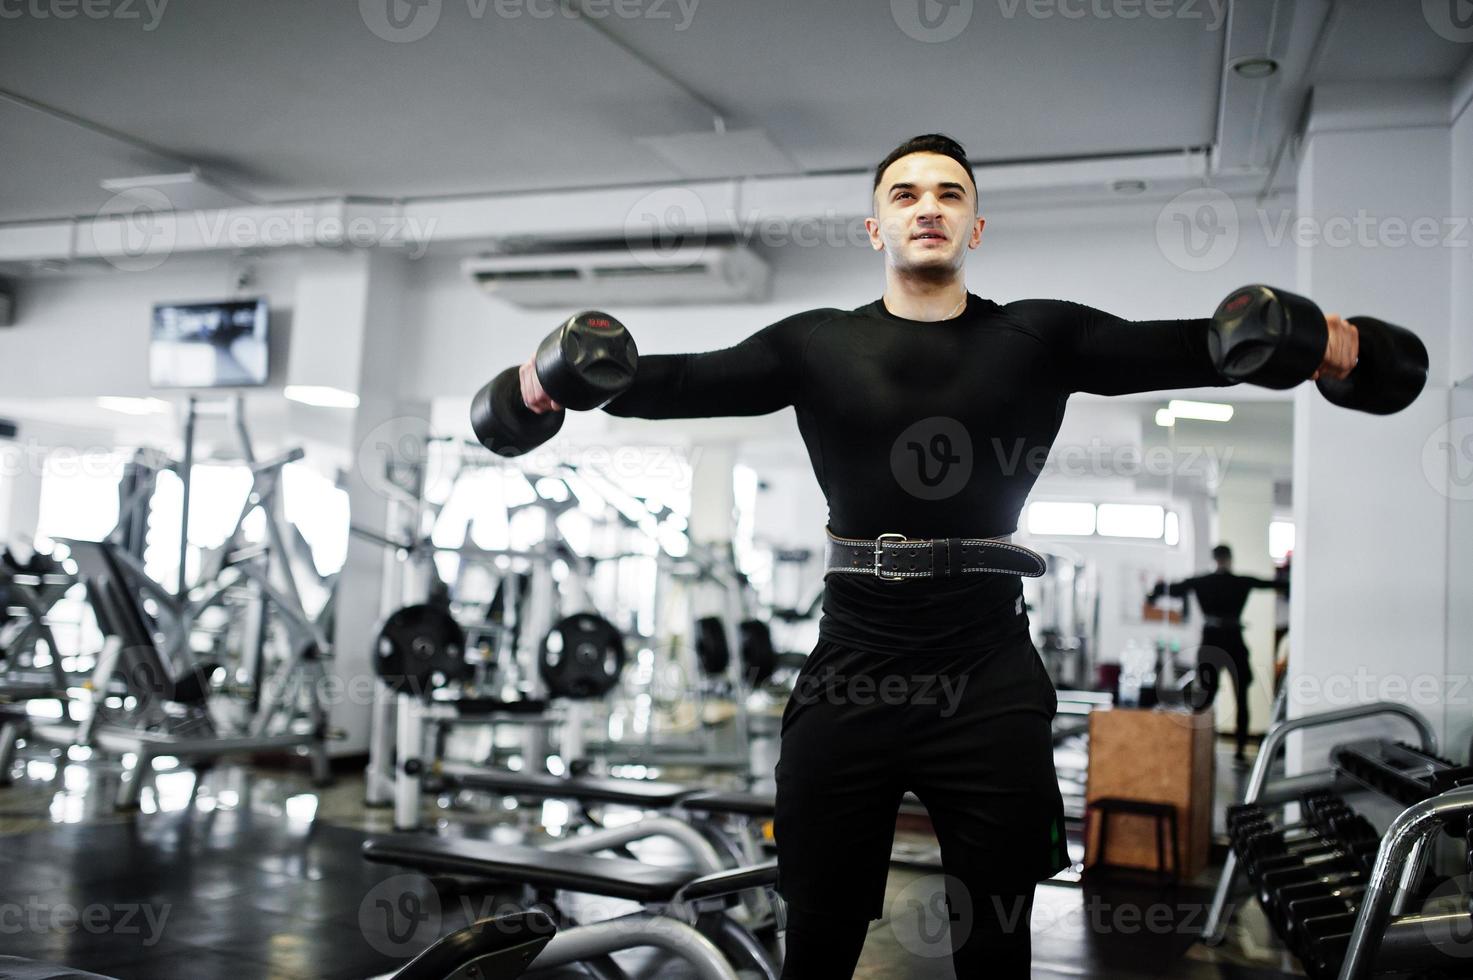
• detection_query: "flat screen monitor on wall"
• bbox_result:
[150,298,269,389]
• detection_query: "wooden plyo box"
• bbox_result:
[1084,707,1215,880]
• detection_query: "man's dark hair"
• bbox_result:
[1212,544,1233,563]
[872,134,977,199]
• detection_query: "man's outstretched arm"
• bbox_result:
[1005,299,1358,396]
[521,312,823,420]
[1148,576,1199,602]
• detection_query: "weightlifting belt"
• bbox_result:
[824,528,1047,581]
[1203,616,1243,630]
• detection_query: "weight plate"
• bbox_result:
[374,603,469,696]
[540,612,625,700]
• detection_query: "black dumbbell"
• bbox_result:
[1232,813,1341,855]
[1264,866,1367,914]
[1284,888,1363,955]
[1260,831,1376,913]
[1256,830,1379,879]
[1226,803,1268,828]
[1258,852,1374,908]
[1227,792,1344,839]
[1301,921,1355,979]
[1275,876,1365,913]
[1301,793,1355,825]
[1236,810,1360,873]
[1244,832,1345,878]
[1252,843,1356,884]
[1273,883,1360,949]
[470,311,639,457]
[1234,800,1352,843]
[1255,840,1372,884]
[1241,813,1373,875]
[1209,284,1428,414]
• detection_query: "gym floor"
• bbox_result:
[0,738,1300,979]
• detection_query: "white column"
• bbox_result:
[685,442,737,633]
[1443,59,1473,760]
[0,451,44,546]
[1213,469,1276,737]
[288,250,423,755]
[688,443,737,545]
[1288,82,1456,768]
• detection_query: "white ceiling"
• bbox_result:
[2,0,1467,225]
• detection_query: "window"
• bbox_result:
[1270,521,1295,562]
[35,450,125,545]
[1097,503,1165,539]
[145,464,253,592]
[283,463,349,578]
[1025,501,1179,543]
[1026,502,1096,536]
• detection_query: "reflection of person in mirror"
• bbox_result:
[1149,543,1287,766]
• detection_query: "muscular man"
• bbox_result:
[1150,544,1286,766]
[519,134,1358,978]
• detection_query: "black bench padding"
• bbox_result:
[443,696,549,716]
[679,789,776,817]
[390,910,554,980]
[679,789,929,819]
[446,768,695,808]
[365,834,700,904]
[675,861,779,903]
[0,958,117,980]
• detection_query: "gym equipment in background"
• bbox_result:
[0,909,558,980]
[0,397,336,809]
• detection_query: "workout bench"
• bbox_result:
[364,834,783,980]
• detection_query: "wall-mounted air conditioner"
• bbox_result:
[462,242,770,307]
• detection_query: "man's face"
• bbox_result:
[866,152,984,274]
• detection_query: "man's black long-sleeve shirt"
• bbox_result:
[605,294,1239,655]
[1158,571,1283,628]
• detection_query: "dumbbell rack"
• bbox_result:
[1226,791,1381,978]
[1205,700,1473,979]
[1331,738,1473,806]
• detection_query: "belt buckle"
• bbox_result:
[874,533,906,581]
